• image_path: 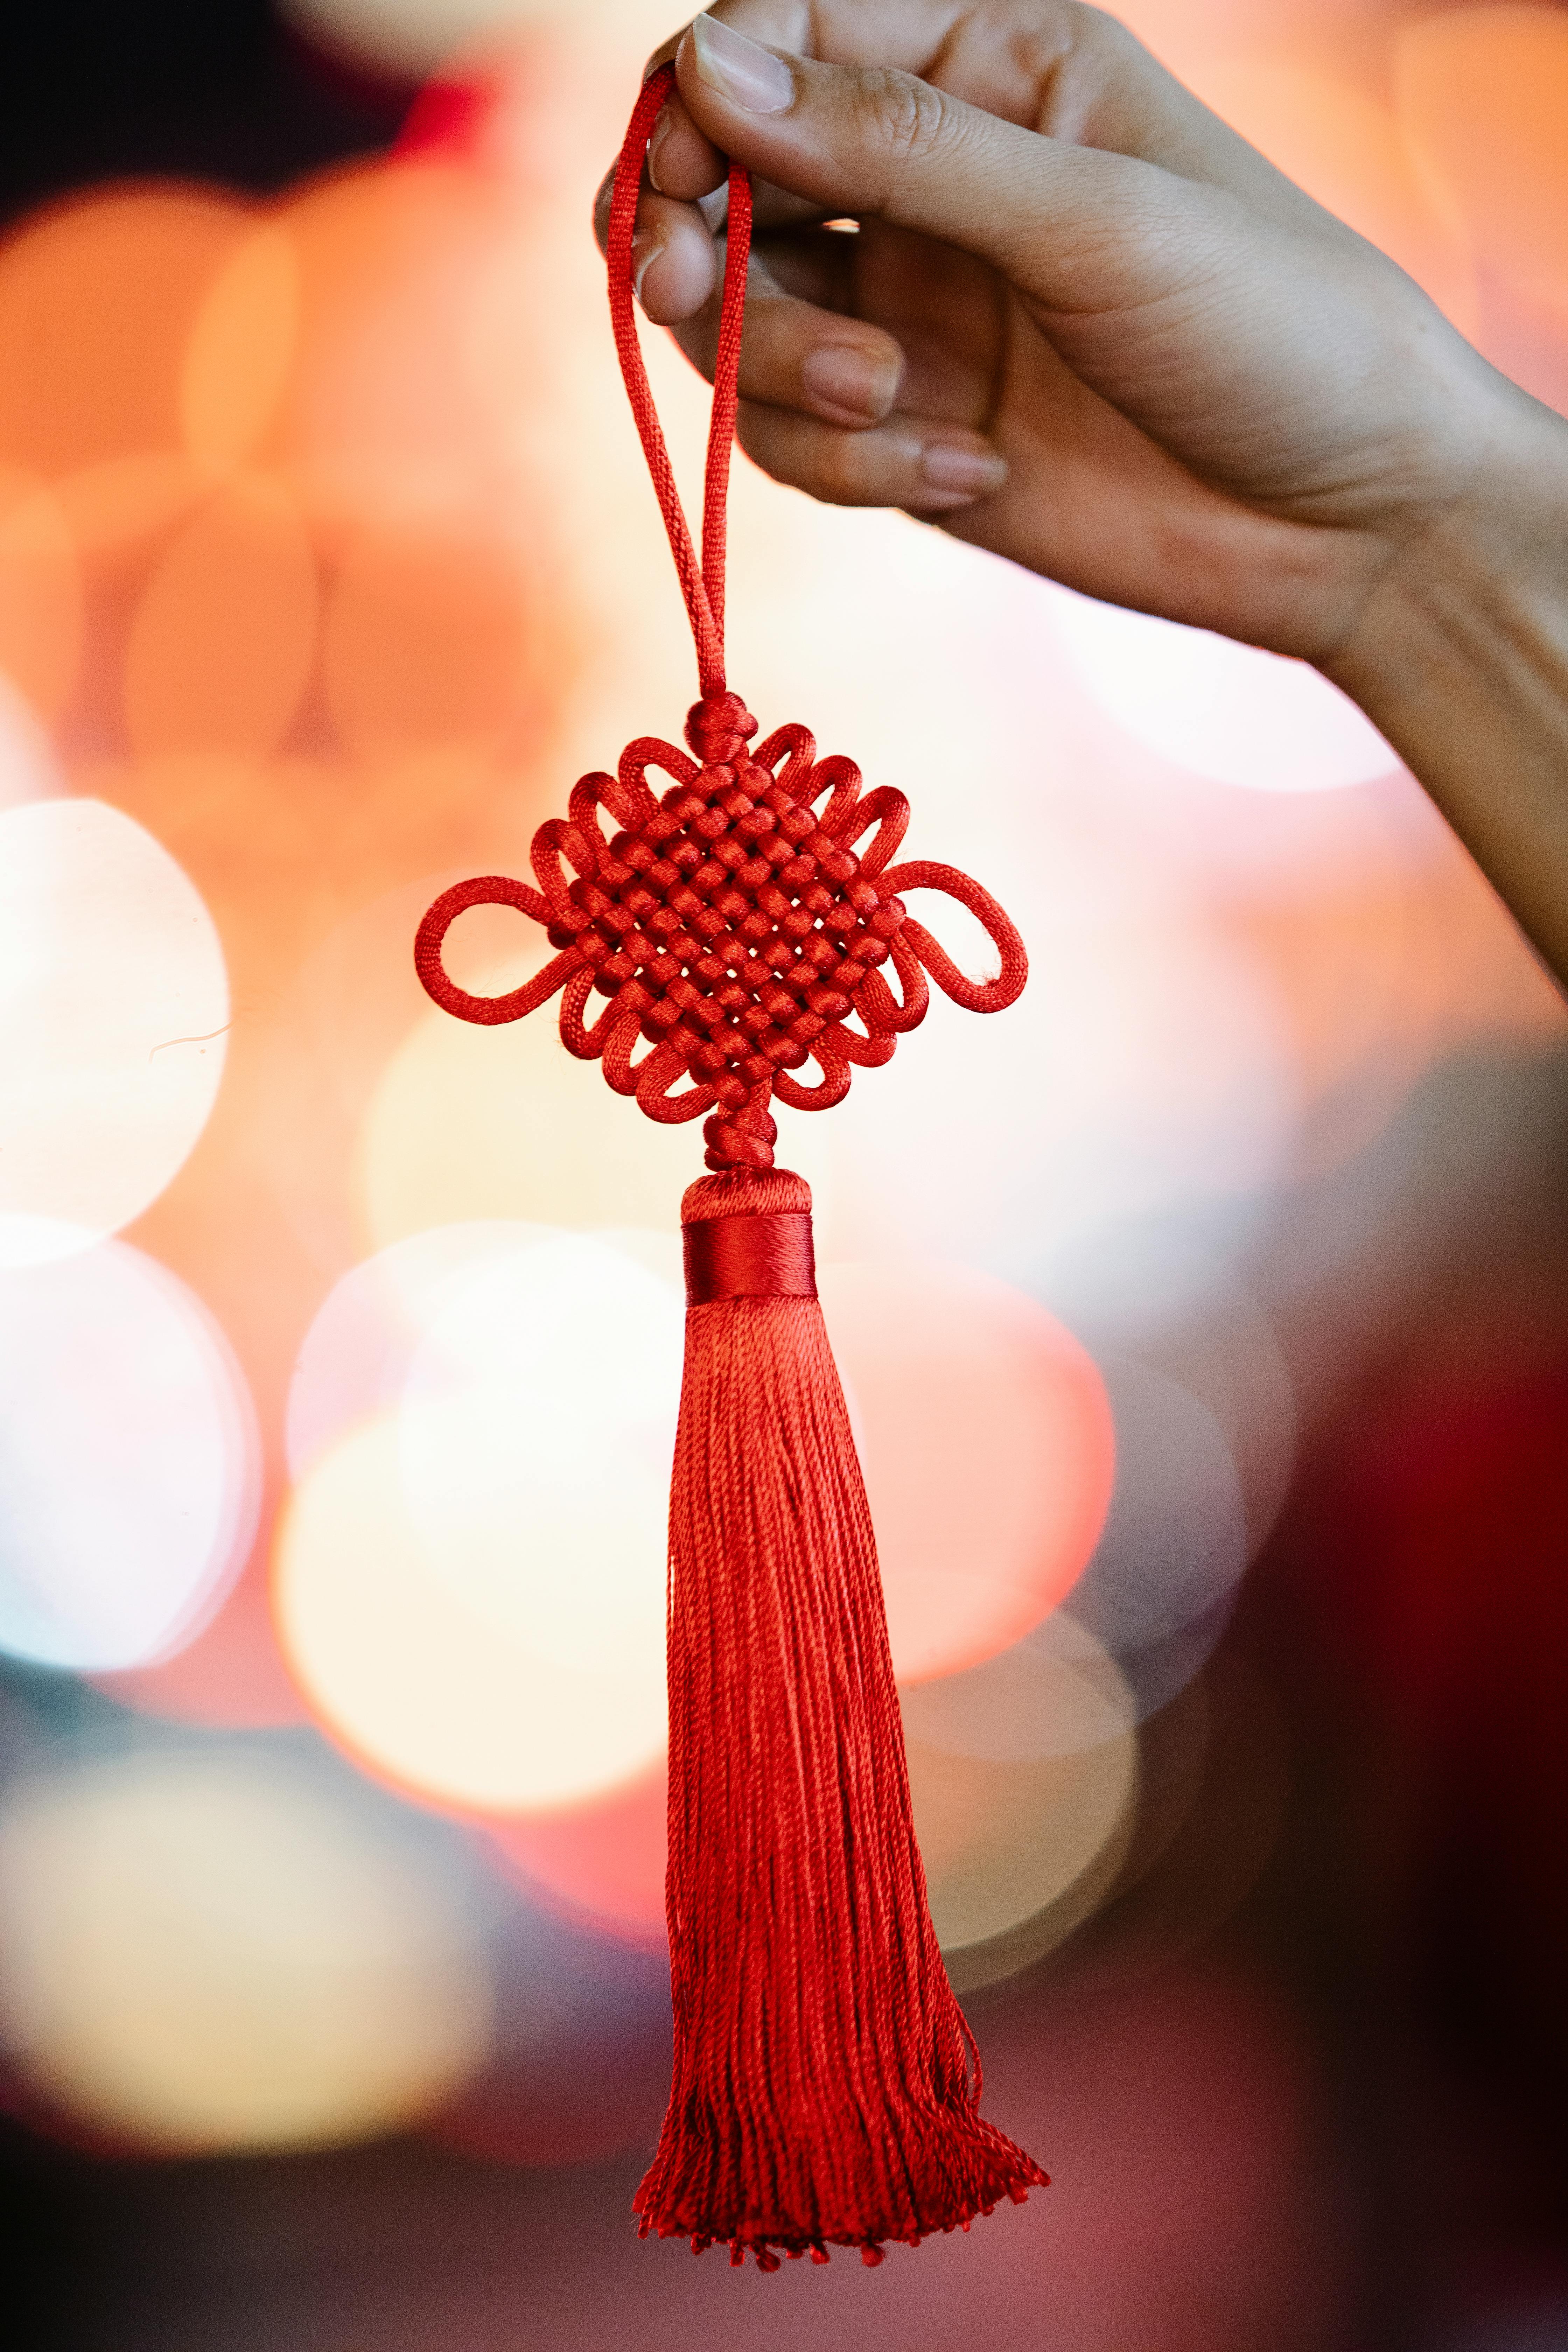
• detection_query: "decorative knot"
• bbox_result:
[701,1098,777,1175]
[685,692,758,768]
[414,711,1028,1175]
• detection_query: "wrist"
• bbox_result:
[1320,382,1568,983]
[1326,377,1568,707]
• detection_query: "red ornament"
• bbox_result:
[415,696,1025,1175]
[414,63,1044,2268]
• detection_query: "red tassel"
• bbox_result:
[633,1166,1048,2266]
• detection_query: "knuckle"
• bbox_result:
[861,66,954,176]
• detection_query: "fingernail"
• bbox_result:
[646,105,673,192]
[632,222,667,305]
[802,344,900,422]
[920,441,1008,498]
[691,13,794,114]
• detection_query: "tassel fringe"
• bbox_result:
[634,1168,1048,2268]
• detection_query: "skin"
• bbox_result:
[598,3,1568,984]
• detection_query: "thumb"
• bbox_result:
[676,12,1206,320]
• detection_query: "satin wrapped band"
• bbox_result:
[684,1211,817,1307]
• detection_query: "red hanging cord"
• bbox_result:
[606,61,752,702]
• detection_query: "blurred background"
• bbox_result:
[0,1,1565,2345]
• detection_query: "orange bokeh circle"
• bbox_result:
[821,1259,1115,1685]
[0,467,81,722]
[1395,5,1568,315]
[123,473,319,760]
[0,191,250,474]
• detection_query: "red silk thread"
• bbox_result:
[410,68,1045,2267]
[683,1208,816,1305]
[644,1166,1048,2269]
[608,62,749,698]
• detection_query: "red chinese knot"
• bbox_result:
[414,688,1026,1171]
[413,63,1024,1162]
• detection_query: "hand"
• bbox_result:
[604,1,1530,667]
[603,3,1568,986]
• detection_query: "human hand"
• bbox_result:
[603,4,1568,981]
[603,0,1538,670]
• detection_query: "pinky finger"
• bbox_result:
[736,401,1009,514]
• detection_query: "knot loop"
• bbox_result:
[608,65,751,700]
[686,693,758,767]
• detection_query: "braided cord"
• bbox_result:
[606,62,754,701]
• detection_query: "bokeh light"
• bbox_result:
[283,0,674,82]
[56,452,212,604]
[1054,1358,1251,1720]
[357,947,836,1246]
[283,0,551,79]
[180,223,300,470]
[0,192,250,474]
[1042,581,1401,793]
[819,1259,1114,1682]
[286,1217,559,1477]
[834,836,1298,1278]
[0,667,61,808]
[1040,1224,1298,1555]
[123,474,318,760]
[0,466,82,723]
[0,1239,259,1673]
[486,1754,670,1947]
[901,1614,1137,1765]
[279,1226,686,1811]
[1394,6,1568,316]
[256,158,551,521]
[903,1616,1140,1993]
[0,798,227,1265]
[275,1410,671,1811]
[0,1745,491,2152]
[399,1231,679,1683]
[322,510,538,765]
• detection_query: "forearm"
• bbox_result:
[1324,387,1568,990]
